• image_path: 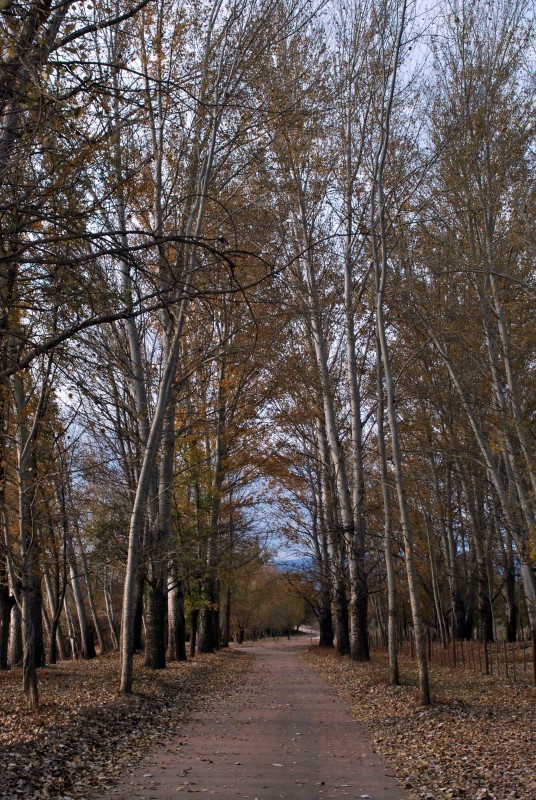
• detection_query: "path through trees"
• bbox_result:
[1,0,535,714]
[109,638,405,800]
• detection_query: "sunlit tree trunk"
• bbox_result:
[9,603,23,666]
[199,364,226,654]
[370,0,430,706]
[120,323,186,692]
[300,228,362,659]
[43,570,67,664]
[375,334,399,684]
[103,571,120,651]
[57,478,95,662]
[335,0,376,663]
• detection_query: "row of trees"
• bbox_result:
[1,0,534,708]
[267,0,536,705]
[0,0,301,706]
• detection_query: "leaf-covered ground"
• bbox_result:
[0,650,252,800]
[305,648,536,800]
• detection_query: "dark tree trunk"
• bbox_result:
[30,578,45,667]
[44,570,68,661]
[504,538,517,643]
[22,599,38,706]
[198,577,219,654]
[353,581,369,660]
[479,597,494,643]
[145,572,167,669]
[318,590,334,648]
[221,585,231,648]
[0,563,13,668]
[334,577,350,656]
[47,615,67,663]
[48,617,59,664]
[198,606,219,653]
[168,574,187,661]
[133,578,144,652]
[189,608,198,658]
[453,590,466,640]
[478,569,494,643]
[21,513,41,705]
[462,587,475,640]
[86,627,96,659]
[506,596,517,643]
[505,569,517,643]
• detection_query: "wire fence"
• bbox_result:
[368,630,536,686]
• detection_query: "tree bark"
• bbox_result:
[316,417,349,655]
[342,104,370,662]
[103,571,120,651]
[370,0,430,704]
[43,569,67,663]
[189,608,199,658]
[68,542,96,659]
[0,557,13,669]
[168,567,187,661]
[221,585,231,649]
[63,591,78,659]
[144,573,167,668]
[120,318,186,693]
[310,483,334,649]
[375,335,399,685]
[74,528,107,655]
[9,603,23,666]
[13,373,44,705]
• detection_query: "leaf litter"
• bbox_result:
[304,648,535,800]
[0,649,252,800]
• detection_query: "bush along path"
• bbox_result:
[305,647,536,800]
[0,650,252,800]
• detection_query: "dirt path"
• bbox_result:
[108,641,406,800]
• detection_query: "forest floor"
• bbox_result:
[0,649,252,800]
[305,647,536,800]
[1,642,534,800]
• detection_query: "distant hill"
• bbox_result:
[271,555,314,572]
